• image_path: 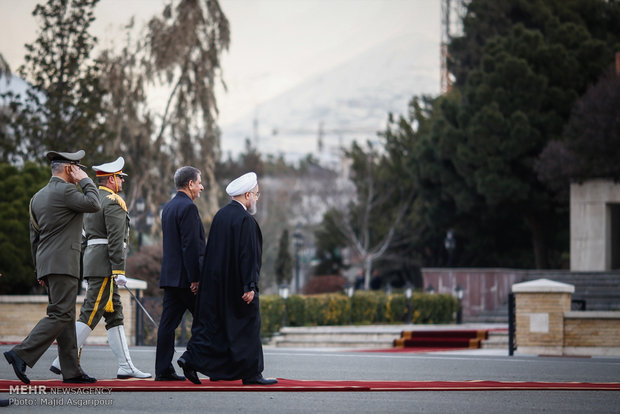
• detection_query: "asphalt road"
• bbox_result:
[2,344,620,413]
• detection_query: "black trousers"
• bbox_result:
[155,287,196,376]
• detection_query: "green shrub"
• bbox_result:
[350,291,385,324]
[299,293,350,326]
[260,295,284,338]
[411,293,458,324]
[386,293,408,323]
[285,294,305,326]
[259,290,459,339]
[374,293,388,323]
[322,294,349,325]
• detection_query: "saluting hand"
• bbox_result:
[242,290,255,304]
[69,165,88,183]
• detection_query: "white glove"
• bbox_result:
[115,274,127,287]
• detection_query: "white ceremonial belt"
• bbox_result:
[87,238,127,249]
[87,238,108,246]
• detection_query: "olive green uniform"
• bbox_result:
[79,186,129,330]
[12,176,100,378]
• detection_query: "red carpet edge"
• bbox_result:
[2,379,620,392]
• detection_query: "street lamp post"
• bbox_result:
[455,284,464,324]
[404,282,413,324]
[344,281,354,299]
[344,281,354,325]
[292,226,304,293]
[278,283,290,328]
[135,198,146,247]
[444,230,456,266]
[136,198,146,214]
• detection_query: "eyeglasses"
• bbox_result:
[249,191,260,199]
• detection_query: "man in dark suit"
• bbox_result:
[4,150,101,384]
[155,166,205,381]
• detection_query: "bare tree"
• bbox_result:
[98,0,230,224]
[338,143,412,290]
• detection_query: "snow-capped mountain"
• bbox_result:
[219,32,439,163]
[0,74,33,104]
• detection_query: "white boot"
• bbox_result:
[50,321,92,375]
[107,325,152,379]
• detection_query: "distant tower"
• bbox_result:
[440,0,467,94]
[252,115,259,146]
[317,121,324,153]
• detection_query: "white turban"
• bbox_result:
[226,172,258,196]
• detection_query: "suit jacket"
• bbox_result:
[29,176,101,279]
[159,191,206,288]
[82,187,130,278]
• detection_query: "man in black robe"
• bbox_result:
[178,172,277,385]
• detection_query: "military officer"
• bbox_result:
[4,150,101,384]
[50,157,151,379]
[49,156,151,379]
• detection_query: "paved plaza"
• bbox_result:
[1,343,620,413]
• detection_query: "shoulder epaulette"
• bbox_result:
[106,193,128,212]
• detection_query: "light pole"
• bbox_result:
[278,283,290,328]
[135,198,146,247]
[444,229,456,266]
[455,284,464,324]
[292,226,304,293]
[404,282,413,324]
[136,197,146,214]
[344,281,354,325]
[146,210,154,228]
[344,281,354,299]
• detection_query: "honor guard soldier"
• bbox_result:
[4,150,100,384]
[49,156,151,379]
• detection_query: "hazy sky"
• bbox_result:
[0,0,440,126]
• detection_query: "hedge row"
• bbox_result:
[260,291,459,338]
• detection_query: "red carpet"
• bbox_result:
[359,347,465,353]
[2,378,619,392]
[394,330,489,349]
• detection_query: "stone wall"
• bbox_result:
[0,278,146,346]
[570,179,620,271]
[423,268,620,320]
[513,279,573,356]
[422,268,524,319]
[512,278,620,357]
[563,312,620,356]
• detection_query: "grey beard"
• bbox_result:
[248,200,257,215]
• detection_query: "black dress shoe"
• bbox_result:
[177,357,201,385]
[63,373,97,383]
[4,350,30,384]
[242,375,278,385]
[155,372,186,381]
[50,365,62,375]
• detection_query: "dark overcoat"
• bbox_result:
[183,201,263,380]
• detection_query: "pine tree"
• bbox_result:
[1,0,108,163]
[275,229,293,286]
